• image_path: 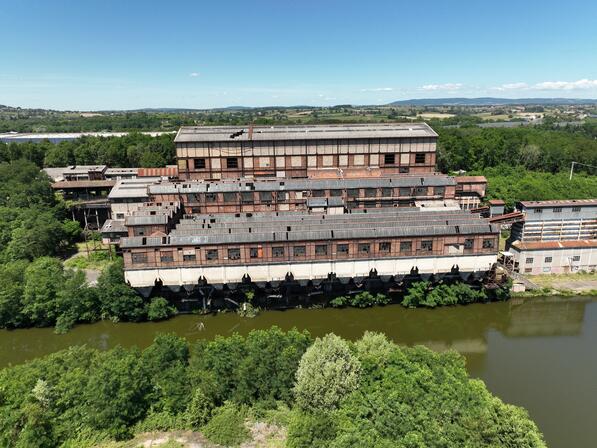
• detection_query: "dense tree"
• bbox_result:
[83,346,151,439]
[0,260,28,328]
[0,256,150,331]
[436,126,597,174]
[294,334,361,412]
[0,330,546,447]
[288,334,545,448]
[233,327,312,406]
[21,257,64,326]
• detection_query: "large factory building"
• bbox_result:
[109,123,500,299]
[175,123,437,180]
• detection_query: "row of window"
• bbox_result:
[190,153,428,171]
[190,186,446,204]
[130,238,495,264]
[533,206,582,213]
[526,255,581,264]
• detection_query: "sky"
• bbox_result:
[0,0,596,110]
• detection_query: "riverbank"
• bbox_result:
[1,296,595,447]
[512,272,597,298]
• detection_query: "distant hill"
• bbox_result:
[388,97,597,106]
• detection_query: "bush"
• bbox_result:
[133,411,185,433]
[294,334,361,412]
[330,292,390,308]
[349,291,390,307]
[237,301,259,318]
[286,411,338,448]
[402,282,488,308]
[202,402,250,447]
[329,296,348,307]
[185,387,215,429]
[146,297,177,321]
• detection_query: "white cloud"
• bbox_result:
[361,87,394,92]
[491,79,597,92]
[493,82,529,91]
[189,72,200,77]
[421,83,462,91]
[534,79,597,90]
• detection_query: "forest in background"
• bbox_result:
[1,117,595,208]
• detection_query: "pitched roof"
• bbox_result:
[511,240,597,250]
[519,199,597,208]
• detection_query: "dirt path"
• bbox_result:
[551,280,597,292]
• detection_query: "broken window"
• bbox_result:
[228,248,241,260]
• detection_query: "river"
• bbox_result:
[1,296,595,448]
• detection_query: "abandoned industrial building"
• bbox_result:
[148,173,486,214]
[506,199,597,274]
[175,123,438,180]
[121,208,499,293]
[22,120,592,308]
[92,123,501,297]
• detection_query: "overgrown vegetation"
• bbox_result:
[479,166,597,208]
[402,281,490,307]
[329,282,506,309]
[0,329,546,447]
[0,257,177,333]
[329,291,391,308]
[0,156,178,333]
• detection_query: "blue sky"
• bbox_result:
[1,0,596,110]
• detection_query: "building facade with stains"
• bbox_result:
[175,123,438,180]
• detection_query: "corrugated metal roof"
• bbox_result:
[126,215,170,225]
[511,240,597,250]
[138,167,179,177]
[121,222,496,248]
[121,208,496,248]
[174,123,438,143]
[455,176,487,183]
[100,219,127,234]
[149,174,456,195]
[519,199,597,208]
[52,180,115,189]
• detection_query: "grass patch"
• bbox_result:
[65,250,116,270]
[526,271,597,287]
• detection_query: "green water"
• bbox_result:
[1,296,596,448]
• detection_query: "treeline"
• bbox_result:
[0,159,166,332]
[0,133,176,168]
[0,111,195,133]
[0,258,176,333]
[0,160,79,262]
[0,328,546,447]
[436,124,597,174]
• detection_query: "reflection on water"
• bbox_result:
[0,296,595,448]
